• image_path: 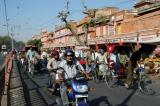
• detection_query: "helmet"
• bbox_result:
[51,50,59,57]
[64,49,75,57]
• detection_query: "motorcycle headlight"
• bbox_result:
[73,85,88,93]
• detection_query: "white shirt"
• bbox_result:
[58,60,84,79]
[26,50,36,61]
[41,51,48,59]
[97,54,108,64]
[110,53,116,63]
[47,58,61,71]
[75,51,80,58]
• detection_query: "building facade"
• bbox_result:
[38,0,160,50]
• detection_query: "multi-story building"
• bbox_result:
[31,35,41,40]
[76,16,96,46]
[39,1,160,51]
[53,21,77,49]
[40,31,54,49]
[107,0,160,45]
[90,7,119,49]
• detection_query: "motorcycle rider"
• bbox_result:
[58,49,88,79]
[56,49,89,105]
[47,50,61,90]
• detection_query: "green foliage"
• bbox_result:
[96,15,110,25]
[15,41,25,51]
[0,35,12,51]
[0,35,25,51]
[27,39,42,48]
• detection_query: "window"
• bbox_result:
[103,26,106,36]
[117,23,122,34]
[108,23,115,36]
[88,33,91,39]
[96,27,101,37]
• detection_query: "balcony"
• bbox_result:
[137,3,160,14]
[54,32,71,39]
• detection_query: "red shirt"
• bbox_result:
[79,59,86,65]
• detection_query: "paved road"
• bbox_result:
[88,80,160,106]
[19,67,160,106]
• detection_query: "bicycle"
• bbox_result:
[90,62,99,83]
[132,64,155,95]
[104,62,118,88]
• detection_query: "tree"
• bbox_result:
[0,35,12,51]
[15,41,25,51]
[0,35,25,51]
[58,1,97,46]
[27,39,42,48]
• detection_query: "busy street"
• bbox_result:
[1,0,160,106]
[13,62,160,106]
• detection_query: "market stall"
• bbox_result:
[143,45,160,74]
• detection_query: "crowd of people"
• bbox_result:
[11,44,160,92]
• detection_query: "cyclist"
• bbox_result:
[26,46,36,76]
[96,49,108,79]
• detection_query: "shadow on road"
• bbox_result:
[89,96,112,106]
[116,87,138,106]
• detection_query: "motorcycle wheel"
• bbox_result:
[55,97,63,106]
[105,71,117,88]
[78,102,89,106]
[138,80,155,95]
[92,69,99,83]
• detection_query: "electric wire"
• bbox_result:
[3,0,10,36]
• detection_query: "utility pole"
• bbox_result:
[11,27,14,50]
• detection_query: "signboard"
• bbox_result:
[115,15,123,21]
[122,36,137,43]
[139,35,160,43]
[1,45,6,50]
[108,38,120,43]
[75,46,90,50]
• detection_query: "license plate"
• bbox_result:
[75,94,88,98]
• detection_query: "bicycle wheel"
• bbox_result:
[92,69,99,83]
[105,71,116,88]
[138,76,155,95]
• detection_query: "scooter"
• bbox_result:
[55,71,89,106]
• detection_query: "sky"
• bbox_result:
[0,0,137,41]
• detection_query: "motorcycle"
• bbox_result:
[34,58,48,74]
[54,70,89,106]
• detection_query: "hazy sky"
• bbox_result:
[0,0,136,41]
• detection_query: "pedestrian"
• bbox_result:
[125,45,142,89]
